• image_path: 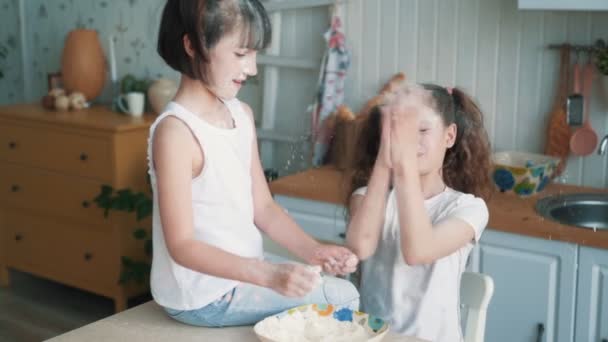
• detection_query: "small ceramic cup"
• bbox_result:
[116,92,145,117]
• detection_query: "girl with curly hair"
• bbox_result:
[345,82,492,342]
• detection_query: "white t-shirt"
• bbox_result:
[354,186,488,342]
[147,100,264,311]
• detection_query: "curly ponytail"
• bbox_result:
[346,106,382,206]
[422,84,493,201]
[345,83,493,209]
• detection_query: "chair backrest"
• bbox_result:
[460,271,495,342]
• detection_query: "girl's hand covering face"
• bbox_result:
[381,83,429,168]
[377,105,392,169]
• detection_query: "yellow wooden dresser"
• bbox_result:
[0,103,154,312]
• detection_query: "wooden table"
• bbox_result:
[47,301,428,342]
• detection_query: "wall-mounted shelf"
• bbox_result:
[257,0,342,168]
[264,0,336,12]
[256,128,309,143]
[518,0,608,11]
[257,55,319,70]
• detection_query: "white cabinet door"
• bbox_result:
[576,246,608,342]
[274,195,346,244]
[476,230,577,342]
[518,0,608,11]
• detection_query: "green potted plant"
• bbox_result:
[0,43,7,80]
[596,43,608,99]
[93,185,153,285]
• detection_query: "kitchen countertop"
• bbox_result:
[48,301,428,342]
[269,166,608,250]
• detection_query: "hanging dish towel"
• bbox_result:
[311,14,351,166]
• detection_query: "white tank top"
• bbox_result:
[147,99,264,310]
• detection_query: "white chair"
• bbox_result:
[460,271,495,342]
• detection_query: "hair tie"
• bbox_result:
[446,86,453,95]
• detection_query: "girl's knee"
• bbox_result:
[164,302,228,327]
[322,276,360,309]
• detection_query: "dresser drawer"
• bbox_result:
[0,163,111,225]
[0,123,112,181]
[2,212,116,295]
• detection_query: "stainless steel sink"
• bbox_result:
[535,193,608,231]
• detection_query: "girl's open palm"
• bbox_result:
[309,244,358,275]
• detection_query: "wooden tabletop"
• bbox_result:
[48,301,428,342]
[269,166,608,250]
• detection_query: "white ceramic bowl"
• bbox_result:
[254,304,389,342]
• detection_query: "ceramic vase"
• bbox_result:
[148,78,178,114]
[60,29,106,101]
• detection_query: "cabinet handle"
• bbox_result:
[536,323,545,342]
[14,234,22,242]
[84,253,92,261]
[10,184,20,193]
[8,141,17,149]
[79,153,88,161]
[82,200,90,208]
[338,233,346,239]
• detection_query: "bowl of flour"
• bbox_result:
[254,304,389,342]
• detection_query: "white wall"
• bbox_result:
[342,0,608,188]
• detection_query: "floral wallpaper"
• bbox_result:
[0,0,24,104]
[17,0,179,104]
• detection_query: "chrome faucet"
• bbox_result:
[600,135,608,155]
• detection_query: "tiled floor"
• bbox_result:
[0,270,149,342]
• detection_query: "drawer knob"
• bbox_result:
[79,153,88,161]
[14,234,22,242]
[8,141,17,149]
[82,200,90,208]
[84,252,93,261]
[10,184,20,193]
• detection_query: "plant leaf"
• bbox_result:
[133,228,147,240]
[144,239,153,257]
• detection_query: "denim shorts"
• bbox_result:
[164,275,360,327]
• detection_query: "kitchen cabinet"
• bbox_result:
[272,192,608,342]
[575,246,608,342]
[470,230,577,342]
[0,104,153,312]
[274,194,346,245]
[518,0,608,11]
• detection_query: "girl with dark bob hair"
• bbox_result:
[148,0,360,327]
